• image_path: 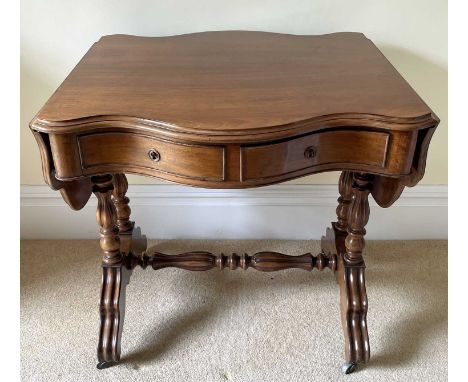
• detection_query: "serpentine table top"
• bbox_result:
[29,31,439,373]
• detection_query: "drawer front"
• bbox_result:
[241,130,389,181]
[78,132,225,181]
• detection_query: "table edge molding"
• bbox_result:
[30,112,439,143]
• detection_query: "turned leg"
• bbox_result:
[112,174,137,257]
[322,171,353,255]
[112,173,134,235]
[93,174,131,369]
[321,171,353,256]
[335,171,354,233]
[336,172,372,373]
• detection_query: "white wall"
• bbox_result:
[20,184,448,240]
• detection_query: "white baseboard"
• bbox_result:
[20,184,447,240]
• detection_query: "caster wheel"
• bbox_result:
[342,362,357,374]
[97,361,116,370]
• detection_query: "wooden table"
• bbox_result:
[29,31,439,374]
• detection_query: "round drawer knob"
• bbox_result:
[148,149,161,162]
[304,146,317,159]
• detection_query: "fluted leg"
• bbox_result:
[336,172,372,372]
[93,174,130,369]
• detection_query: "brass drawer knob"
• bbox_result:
[148,149,161,162]
[304,146,317,159]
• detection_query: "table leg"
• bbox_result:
[336,172,372,373]
[92,174,130,369]
[97,264,131,369]
[112,173,134,235]
[321,171,353,257]
[335,171,354,233]
[91,171,371,372]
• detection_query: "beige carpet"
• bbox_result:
[20,239,447,382]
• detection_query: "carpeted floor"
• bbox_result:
[20,239,447,382]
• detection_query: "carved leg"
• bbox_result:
[93,175,130,369]
[112,174,134,235]
[97,264,131,369]
[336,172,372,373]
[321,171,353,256]
[112,174,137,257]
[335,171,354,232]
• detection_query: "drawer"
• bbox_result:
[78,132,225,181]
[241,130,389,180]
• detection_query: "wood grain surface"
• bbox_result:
[30,31,439,201]
[30,31,437,138]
